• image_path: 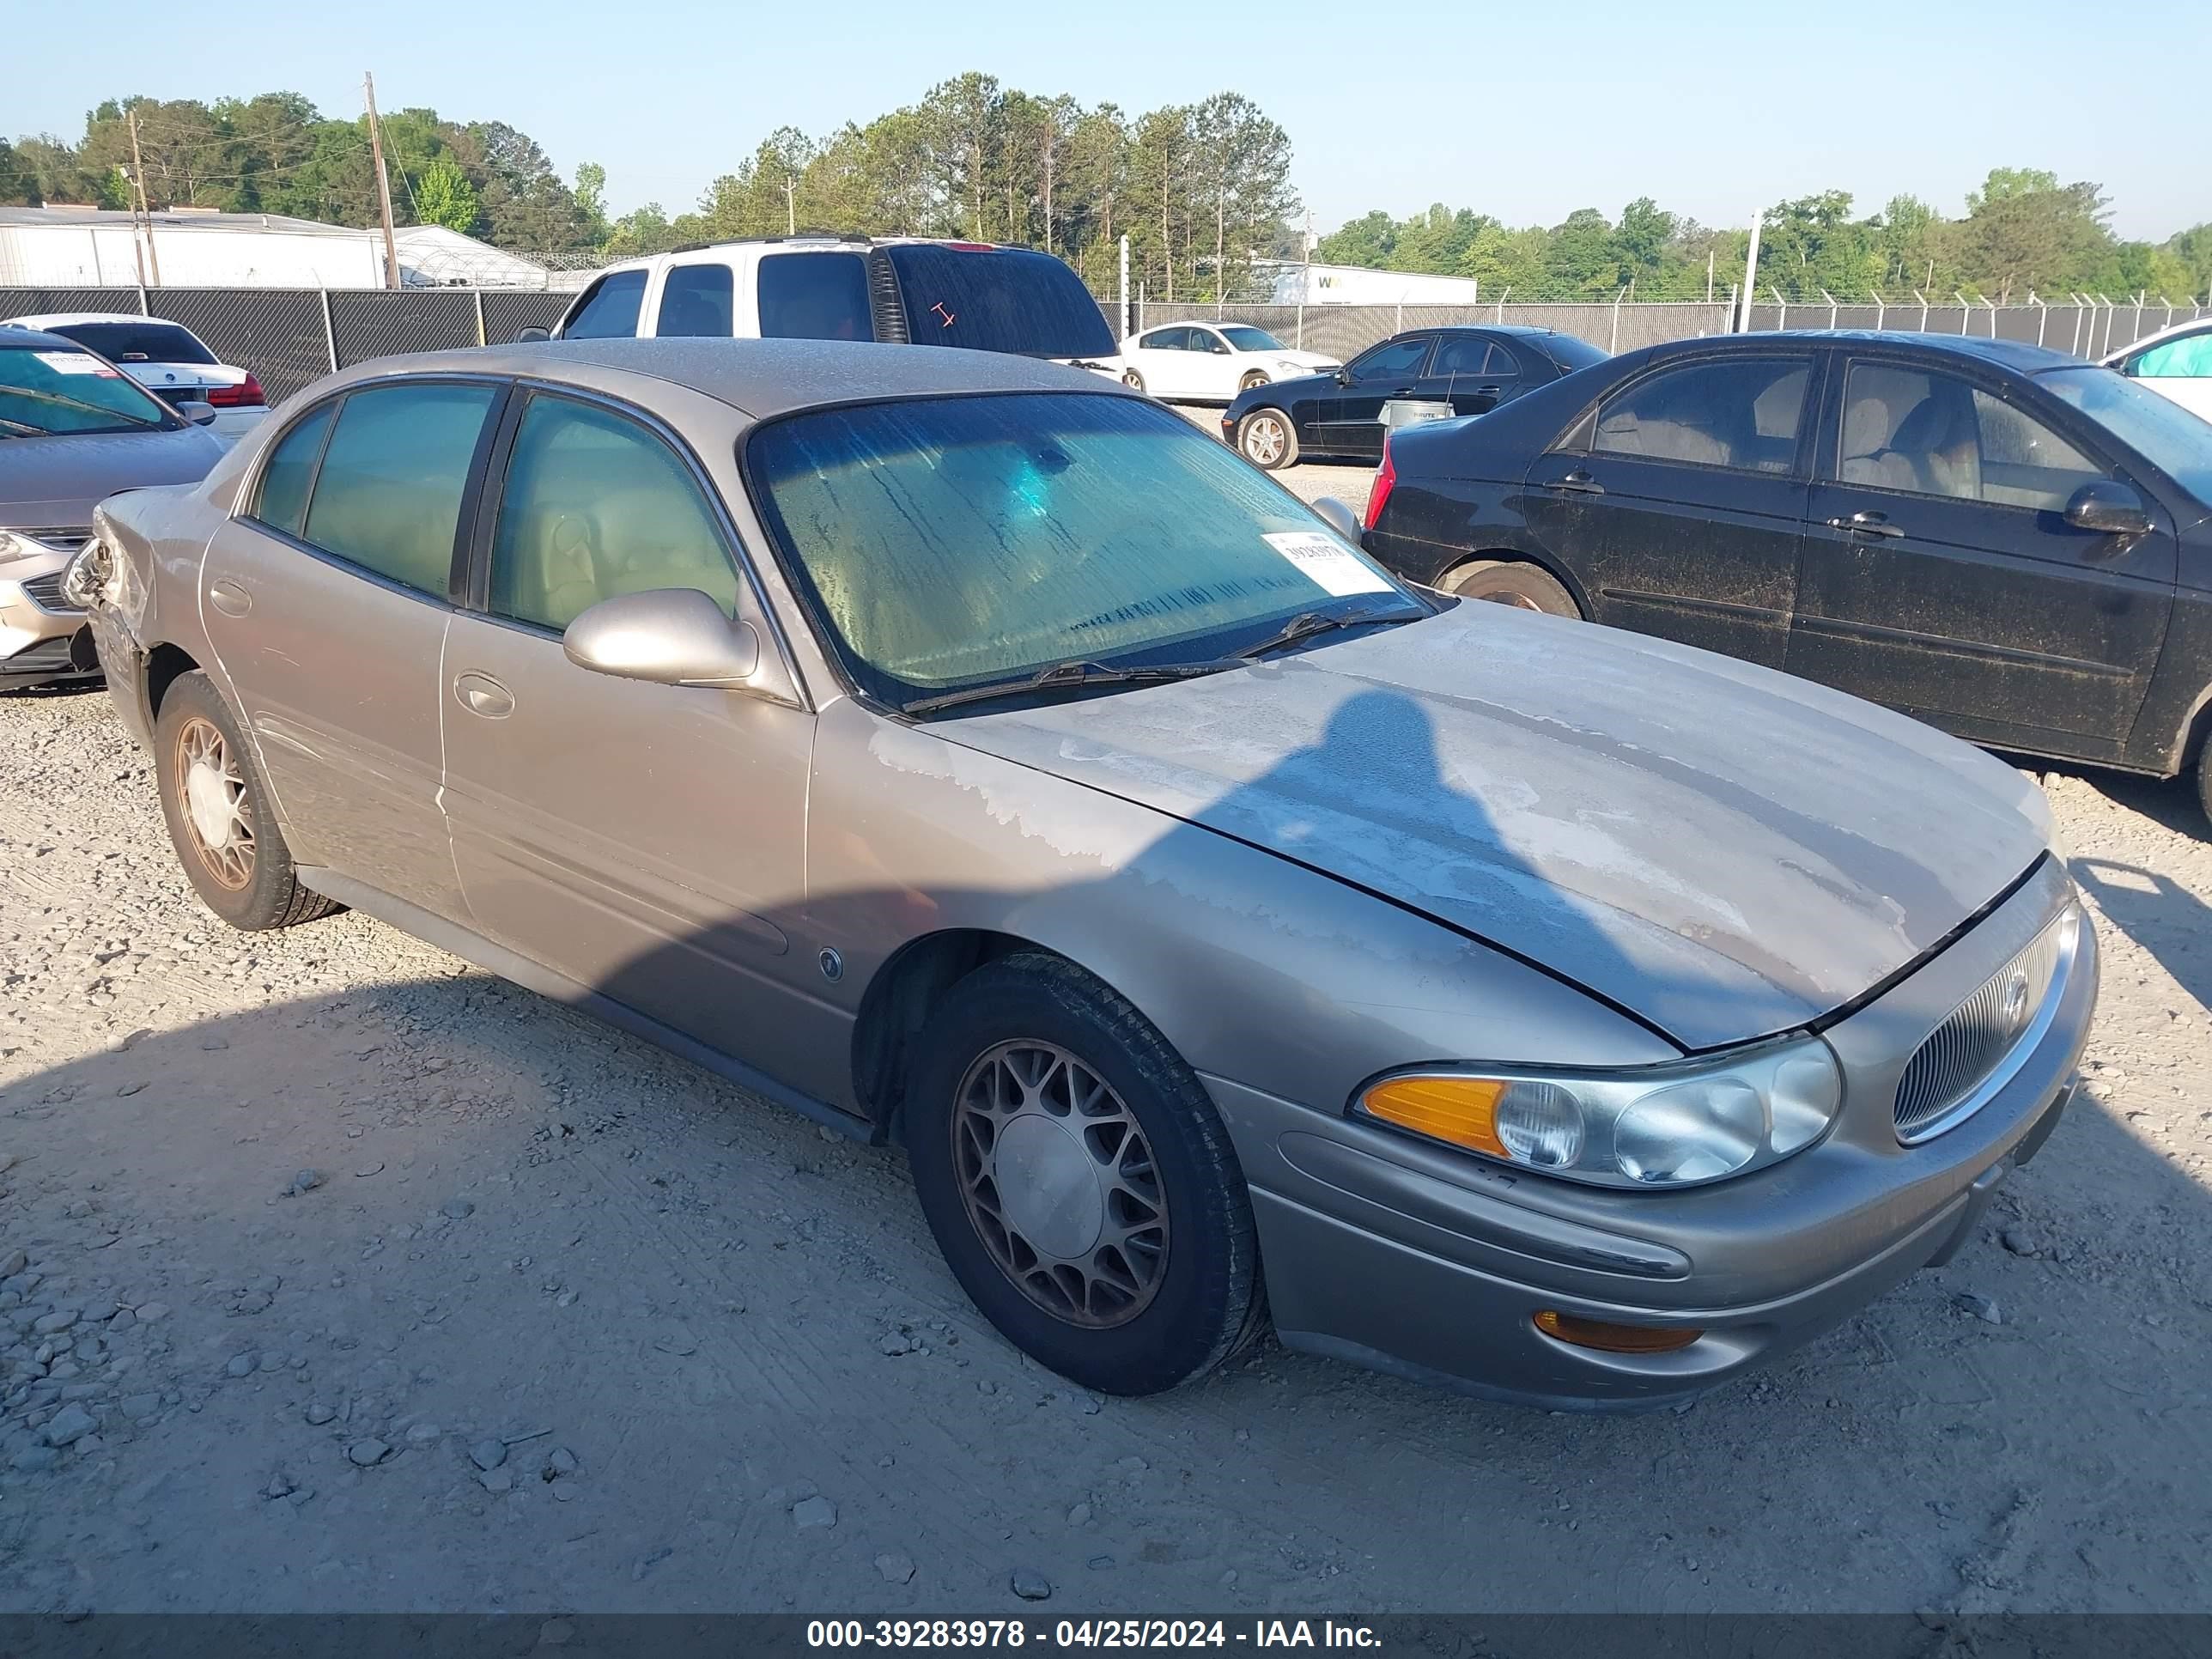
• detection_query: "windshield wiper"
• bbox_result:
[902,657,1237,717]
[1237,605,1420,660]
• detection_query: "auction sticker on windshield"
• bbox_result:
[32,351,120,378]
[1262,532,1395,598]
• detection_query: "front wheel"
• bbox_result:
[905,952,1265,1395]
[153,671,338,931]
[1121,368,1146,392]
[1237,408,1298,471]
[1441,558,1581,617]
[1238,369,1270,392]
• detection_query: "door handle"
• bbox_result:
[453,672,514,720]
[206,578,252,617]
[1826,510,1903,539]
[1553,469,1605,495]
[1473,385,1503,397]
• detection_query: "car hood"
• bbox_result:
[0,423,226,527]
[1267,350,1340,371]
[934,604,2051,1051]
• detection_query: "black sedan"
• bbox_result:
[1219,325,1607,470]
[1360,330,2212,818]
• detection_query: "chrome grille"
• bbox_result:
[1893,909,2075,1143]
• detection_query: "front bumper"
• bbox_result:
[0,546,98,684]
[1210,857,2096,1410]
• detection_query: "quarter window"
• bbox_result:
[657,264,735,337]
[562,270,647,340]
[252,403,334,539]
[301,383,496,596]
[1592,358,1809,473]
[489,396,740,634]
[1838,364,2105,511]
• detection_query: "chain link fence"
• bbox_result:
[7,286,2204,408]
[1123,298,2208,362]
[0,286,573,403]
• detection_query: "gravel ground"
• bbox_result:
[2,544,2209,1616]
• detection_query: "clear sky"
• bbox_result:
[19,0,2209,241]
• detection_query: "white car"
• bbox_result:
[2102,318,2212,424]
[2,313,268,441]
[1115,321,1340,402]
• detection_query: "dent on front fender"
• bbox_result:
[803,698,1674,1128]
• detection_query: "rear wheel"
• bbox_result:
[1442,558,1581,617]
[904,952,1264,1395]
[1237,408,1298,471]
[153,672,337,931]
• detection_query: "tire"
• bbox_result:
[153,671,338,932]
[1121,368,1146,392]
[1237,369,1270,392]
[904,951,1265,1395]
[1237,408,1298,471]
[1442,558,1582,617]
[2197,738,2212,830]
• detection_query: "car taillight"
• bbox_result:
[206,374,265,408]
[1364,438,1398,529]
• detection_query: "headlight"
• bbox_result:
[59,537,116,610]
[0,529,46,567]
[1355,1034,1843,1189]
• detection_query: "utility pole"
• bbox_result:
[783,175,796,237]
[127,109,161,287]
[1736,211,1763,333]
[1706,248,1715,303]
[363,71,401,290]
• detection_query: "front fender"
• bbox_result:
[806,698,1675,1126]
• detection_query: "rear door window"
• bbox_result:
[882,243,1115,358]
[301,382,497,596]
[756,252,872,341]
[656,264,735,337]
[1592,357,1810,473]
[1431,337,1502,378]
[561,270,647,340]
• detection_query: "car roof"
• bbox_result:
[591,235,1027,276]
[4,312,195,330]
[320,337,1124,421]
[1658,328,2081,373]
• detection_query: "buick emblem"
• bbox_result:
[2000,968,2033,1029]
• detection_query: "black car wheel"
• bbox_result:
[904,951,1265,1395]
[154,671,339,932]
[1237,409,1298,471]
[1121,368,1146,392]
[1442,559,1581,618]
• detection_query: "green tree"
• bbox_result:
[415,155,480,233]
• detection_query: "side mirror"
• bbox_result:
[563,588,761,687]
[2063,479,2151,538]
[1312,497,1363,542]
[1334,367,1353,386]
[175,400,217,427]
[515,326,551,343]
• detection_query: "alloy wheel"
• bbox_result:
[173,715,255,890]
[951,1040,1169,1328]
[1242,415,1286,466]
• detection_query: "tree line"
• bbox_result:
[6,88,2206,307]
[1317,173,2212,305]
[0,77,1300,302]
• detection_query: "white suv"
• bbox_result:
[531,237,1119,367]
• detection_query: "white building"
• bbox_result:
[1255,259,1487,307]
[0,205,560,289]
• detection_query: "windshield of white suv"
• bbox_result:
[1220,326,1287,352]
[2039,365,2212,507]
[0,342,176,436]
[747,392,1423,709]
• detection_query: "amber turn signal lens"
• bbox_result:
[1360,1075,1507,1156]
[1533,1310,1702,1353]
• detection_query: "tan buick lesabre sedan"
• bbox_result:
[68,339,2095,1408]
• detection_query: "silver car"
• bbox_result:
[2,326,225,687]
[72,339,2097,1407]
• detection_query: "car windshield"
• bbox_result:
[1220,326,1285,352]
[747,392,1423,710]
[2039,366,2212,507]
[43,320,217,366]
[0,343,175,436]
